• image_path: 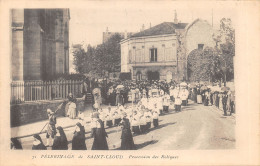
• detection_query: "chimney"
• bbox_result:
[106,27,109,33]
[174,10,178,24]
[150,22,151,28]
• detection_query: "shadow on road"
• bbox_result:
[113,140,159,150]
[148,122,176,132]
[135,140,159,149]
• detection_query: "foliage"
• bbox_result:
[45,73,86,81]
[188,47,219,82]
[215,18,235,82]
[72,33,123,77]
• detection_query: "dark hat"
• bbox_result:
[56,126,63,131]
[76,122,83,127]
[33,134,41,141]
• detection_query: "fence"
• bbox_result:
[11,80,84,104]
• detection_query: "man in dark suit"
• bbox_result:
[222,92,228,116]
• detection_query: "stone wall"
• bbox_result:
[11,98,84,127]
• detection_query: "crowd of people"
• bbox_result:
[189,84,235,116]
[10,78,235,150]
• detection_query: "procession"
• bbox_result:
[10,8,236,150]
[11,79,235,150]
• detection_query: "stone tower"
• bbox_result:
[11,9,70,81]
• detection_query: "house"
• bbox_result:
[120,12,215,82]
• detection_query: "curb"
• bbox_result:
[13,120,91,140]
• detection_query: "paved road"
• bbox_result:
[19,101,235,150]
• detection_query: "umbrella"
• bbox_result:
[180,82,187,86]
[116,85,124,89]
[189,84,196,88]
[221,86,230,91]
[200,85,208,91]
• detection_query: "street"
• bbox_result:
[19,101,235,150]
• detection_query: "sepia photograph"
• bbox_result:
[10,7,236,151]
[1,0,259,165]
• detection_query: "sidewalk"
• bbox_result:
[11,104,96,139]
[11,116,91,139]
[11,102,133,139]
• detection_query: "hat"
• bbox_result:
[33,134,41,141]
[47,109,54,114]
[76,122,83,127]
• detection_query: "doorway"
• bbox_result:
[147,71,160,80]
[136,71,142,81]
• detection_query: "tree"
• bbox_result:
[187,46,223,83]
[213,18,235,86]
[72,33,123,78]
[72,44,87,73]
[176,30,187,81]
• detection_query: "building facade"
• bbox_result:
[11,9,70,81]
[120,17,215,82]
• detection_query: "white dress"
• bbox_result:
[67,102,77,119]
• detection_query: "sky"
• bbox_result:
[69,1,237,46]
[68,1,238,72]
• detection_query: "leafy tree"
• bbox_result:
[213,18,235,85]
[72,44,87,73]
[187,47,222,83]
[72,33,123,77]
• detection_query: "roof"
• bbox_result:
[130,22,188,38]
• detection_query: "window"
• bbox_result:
[198,44,204,50]
[150,48,157,62]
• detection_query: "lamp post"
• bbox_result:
[218,54,227,87]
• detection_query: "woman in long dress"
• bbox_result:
[72,122,87,150]
[32,134,47,150]
[120,112,136,150]
[67,101,77,119]
[52,126,68,150]
[91,113,109,150]
[11,138,23,150]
